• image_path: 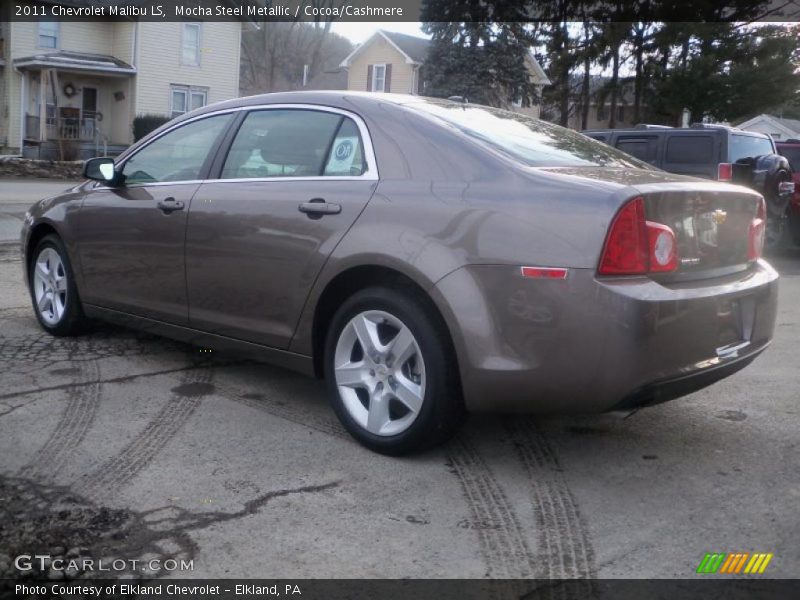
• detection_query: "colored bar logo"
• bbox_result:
[696,552,773,574]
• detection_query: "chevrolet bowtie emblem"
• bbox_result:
[712,209,728,224]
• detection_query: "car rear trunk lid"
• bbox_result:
[643,189,759,278]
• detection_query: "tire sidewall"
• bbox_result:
[323,286,456,455]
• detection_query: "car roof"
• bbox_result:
[193,91,446,115]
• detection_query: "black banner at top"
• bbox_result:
[3,0,800,22]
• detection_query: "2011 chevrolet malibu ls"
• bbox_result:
[21,92,778,454]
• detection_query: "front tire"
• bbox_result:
[29,234,89,336]
[323,286,465,455]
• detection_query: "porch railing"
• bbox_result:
[25,114,98,142]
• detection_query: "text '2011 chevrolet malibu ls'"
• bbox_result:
[21,92,778,454]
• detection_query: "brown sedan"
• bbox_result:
[21,92,778,454]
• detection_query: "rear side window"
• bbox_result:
[778,146,800,171]
[221,109,365,179]
[728,134,774,163]
[665,136,713,164]
[616,137,657,163]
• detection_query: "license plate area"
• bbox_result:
[715,295,756,358]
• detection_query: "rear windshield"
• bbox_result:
[410,100,648,169]
[778,146,800,171]
[728,134,774,162]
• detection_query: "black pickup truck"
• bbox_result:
[585,124,796,249]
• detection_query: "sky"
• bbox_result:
[330,22,428,44]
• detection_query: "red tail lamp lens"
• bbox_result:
[748,197,766,261]
[598,197,648,275]
[599,196,679,275]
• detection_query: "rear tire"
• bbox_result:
[29,234,90,336]
[323,285,465,455]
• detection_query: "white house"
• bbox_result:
[0,1,246,158]
[737,114,800,142]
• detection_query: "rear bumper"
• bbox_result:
[611,345,764,411]
[431,260,778,413]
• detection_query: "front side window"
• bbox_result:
[121,113,231,185]
[221,109,366,179]
[39,21,58,48]
[182,23,201,66]
[170,85,207,118]
[372,64,386,92]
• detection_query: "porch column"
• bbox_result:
[39,69,48,141]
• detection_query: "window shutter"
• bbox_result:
[366,65,373,91]
[385,64,392,93]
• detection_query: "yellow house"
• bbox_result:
[0,2,246,158]
[339,29,550,118]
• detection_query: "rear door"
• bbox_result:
[78,112,234,323]
[185,106,378,348]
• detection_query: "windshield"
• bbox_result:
[409,99,649,169]
[728,134,774,163]
[778,146,800,171]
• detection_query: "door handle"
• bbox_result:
[157,197,185,214]
[298,198,341,218]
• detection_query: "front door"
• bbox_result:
[186,107,377,348]
[77,113,233,324]
[81,87,97,139]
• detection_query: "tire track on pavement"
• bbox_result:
[445,432,537,580]
[19,343,102,482]
[81,365,216,499]
[506,418,596,592]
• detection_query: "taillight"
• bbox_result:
[747,197,766,261]
[718,163,733,182]
[598,196,679,276]
[647,222,678,272]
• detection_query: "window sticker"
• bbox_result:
[326,136,358,174]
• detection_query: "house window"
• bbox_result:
[597,106,607,121]
[372,64,386,92]
[39,21,59,49]
[617,105,625,122]
[170,85,207,118]
[181,23,201,66]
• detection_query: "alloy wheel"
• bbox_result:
[333,310,426,437]
[33,247,68,326]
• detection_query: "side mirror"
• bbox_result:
[84,157,120,185]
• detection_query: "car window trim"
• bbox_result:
[206,104,379,182]
[93,109,242,190]
[94,104,379,190]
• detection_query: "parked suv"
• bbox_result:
[585,124,796,249]
[775,139,800,246]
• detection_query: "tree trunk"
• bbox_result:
[633,26,645,124]
[608,45,620,128]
